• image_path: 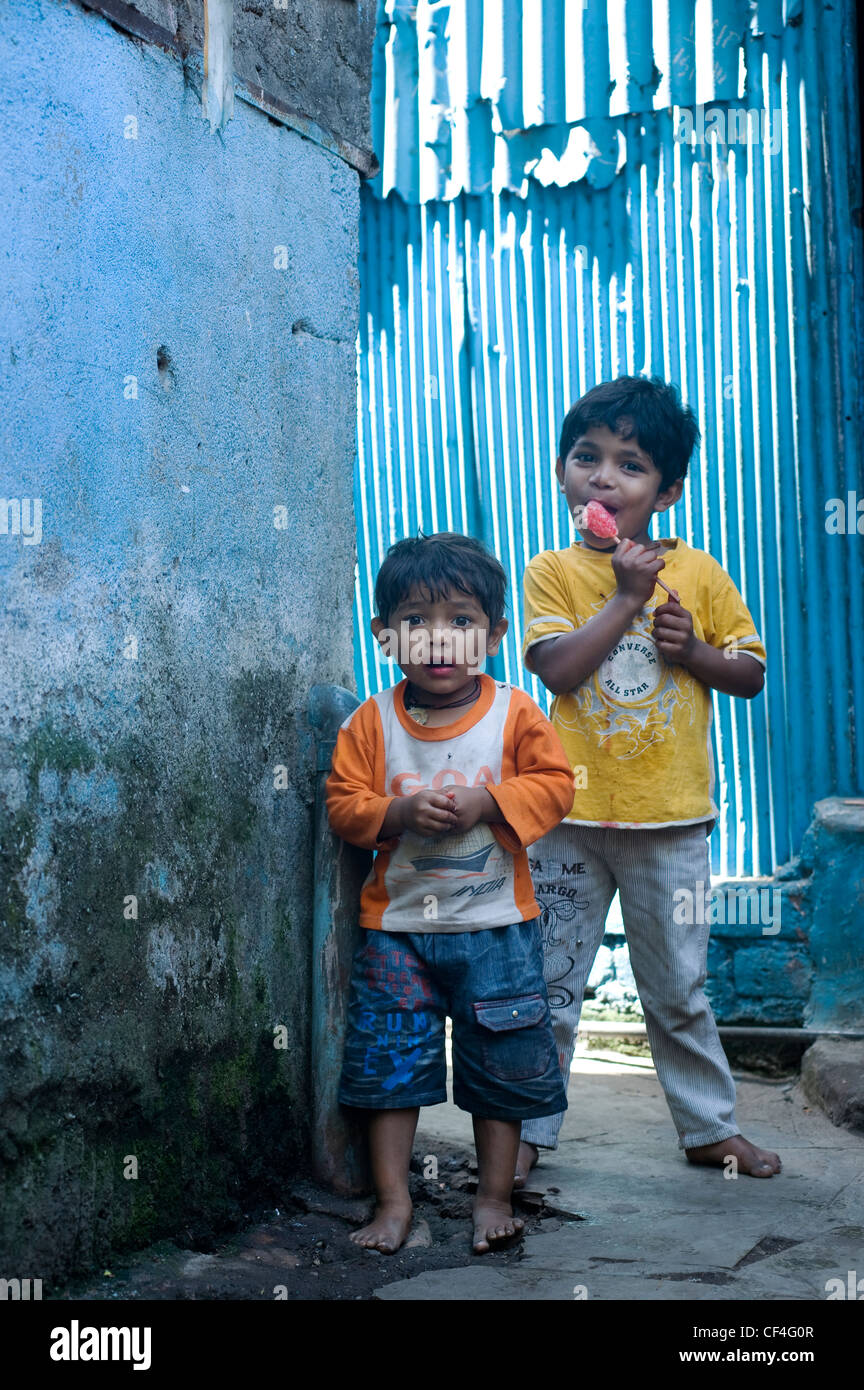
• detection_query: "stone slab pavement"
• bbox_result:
[375,1049,864,1301]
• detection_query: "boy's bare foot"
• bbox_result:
[472,1197,524,1254]
[685,1133,781,1178]
[513,1141,539,1190]
[350,1198,414,1253]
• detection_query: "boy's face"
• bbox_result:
[371,586,508,700]
[556,421,683,549]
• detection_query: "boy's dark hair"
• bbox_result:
[558,375,700,491]
[374,532,507,629]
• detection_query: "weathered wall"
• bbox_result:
[584,800,864,1032]
[97,0,376,156]
[0,0,363,1281]
[802,802,864,1032]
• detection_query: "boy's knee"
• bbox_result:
[641,987,710,1029]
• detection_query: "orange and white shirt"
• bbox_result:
[325,674,574,932]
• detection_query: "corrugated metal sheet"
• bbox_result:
[355,0,864,877]
[371,0,756,203]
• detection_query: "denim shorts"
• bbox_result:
[338,920,569,1122]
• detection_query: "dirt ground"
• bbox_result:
[54,1134,578,1302]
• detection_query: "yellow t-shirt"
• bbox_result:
[522,538,767,827]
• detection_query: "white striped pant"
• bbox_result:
[520,821,739,1151]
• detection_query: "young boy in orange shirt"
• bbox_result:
[326,532,575,1253]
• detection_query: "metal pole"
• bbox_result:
[308,684,372,1194]
[577,1022,864,1041]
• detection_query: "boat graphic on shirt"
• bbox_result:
[408,821,498,873]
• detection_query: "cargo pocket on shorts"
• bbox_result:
[473,994,550,1081]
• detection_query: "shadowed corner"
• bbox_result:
[308,684,373,1196]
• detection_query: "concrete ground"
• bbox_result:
[375,1045,864,1301]
[56,1040,863,1305]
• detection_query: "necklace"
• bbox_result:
[405,677,481,725]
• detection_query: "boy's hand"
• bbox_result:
[652,599,696,663]
[611,538,667,606]
[443,785,496,833]
[400,788,458,837]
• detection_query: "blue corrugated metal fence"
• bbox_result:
[354,0,864,877]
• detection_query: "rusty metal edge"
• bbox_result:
[74,0,380,179]
[238,77,379,180]
[78,0,182,53]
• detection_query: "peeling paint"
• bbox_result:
[202,0,235,133]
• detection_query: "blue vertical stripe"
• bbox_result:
[356,0,864,877]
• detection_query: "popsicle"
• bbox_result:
[581,500,679,600]
[583,499,619,538]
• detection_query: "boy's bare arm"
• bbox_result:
[529,592,643,694]
[529,540,664,695]
[529,543,764,701]
[680,640,764,696]
[652,599,765,697]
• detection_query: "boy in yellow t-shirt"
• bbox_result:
[516,375,781,1184]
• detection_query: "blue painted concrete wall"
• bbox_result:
[585,800,864,1031]
[802,802,864,1031]
[0,0,360,1279]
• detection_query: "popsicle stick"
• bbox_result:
[580,509,681,601]
[655,576,680,601]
